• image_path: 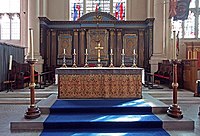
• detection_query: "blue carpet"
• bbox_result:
[40,99,170,136]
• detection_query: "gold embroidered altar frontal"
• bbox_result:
[56,67,143,99]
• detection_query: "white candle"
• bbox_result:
[173,31,176,59]
[74,49,76,54]
[9,55,12,70]
[86,49,87,54]
[133,49,136,54]
[29,28,34,59]
[111,49,113,54]
[122,49,124,54]
[64,49,66,54]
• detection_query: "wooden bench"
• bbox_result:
[154,60,183,88]
[10,60,38,89]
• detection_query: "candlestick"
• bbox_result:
[109,49,114,67]
[84,49,89,67]
[72,49,77,68]
[133,49,136,54]
[29,28,34,59]
[120,49,125,68]
[9,55,12,70]
[173,31,176,60]
[122,49,124,54]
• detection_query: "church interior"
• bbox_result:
[0,0,200,135]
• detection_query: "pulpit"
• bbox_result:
[56,67,143,99]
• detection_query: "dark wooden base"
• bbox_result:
[24,105,41,119]
[167,104,183,119]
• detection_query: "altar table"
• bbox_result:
[55,67,143,99]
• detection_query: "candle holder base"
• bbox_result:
[62,64,67,68]
[72,63,77,68]
[132,64,137,68]
[167,104,183,119]
[24,105,41,119]
[109,64,114,68]
[120,64,125,68]
[97,63,102,67]
[84,63,89,67]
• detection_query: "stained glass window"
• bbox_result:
[70,0,84,21]
[113,0,125,20]
[70,0,126,21]
[0,0,20,40]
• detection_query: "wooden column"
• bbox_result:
[167,60,183,119]
[116,29,122,66]
[73,29,79,66]
[110,29,115,65]
[138,29,144,67]
[24,59,41,119]
[80,29,85,66]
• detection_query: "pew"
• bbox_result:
[11,60,38,89]
[154,60,184,88]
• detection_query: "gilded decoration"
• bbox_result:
[87,29,109,61]
[59,74,142,99]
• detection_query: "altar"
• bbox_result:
[56,67,143,99]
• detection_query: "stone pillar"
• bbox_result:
[40,0,48,17]
[80,29,85,66]
[149,0,167,73]
[147,0,154,18]
[73,29,79,66]
[28,0,44,74]
[21,0,28,53]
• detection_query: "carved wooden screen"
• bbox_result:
[123,34,138,66]
[87,29,109,66]
[57,33,73,65]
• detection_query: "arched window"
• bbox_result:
[172,0,200,39]
[70,0,126,21]
[0,0,20,40]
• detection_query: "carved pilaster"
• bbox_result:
[110,29,115,65]
[80,29,86,66]
[138,29,145,67]
[116,29,122,66]
[73,29,79,66]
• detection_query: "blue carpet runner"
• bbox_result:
[41,99,170,136]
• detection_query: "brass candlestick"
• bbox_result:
[24,58,41,119]
[84,51,89,67]
[167,59,183,119]
[72,51,77,68]
[120,49,125,68]
[109,50,114,67]
[62,53,67,67]
[132,50,137,68]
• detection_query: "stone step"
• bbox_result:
[10,114,194,131]
[0,98,46,104]
[0,92,53,98]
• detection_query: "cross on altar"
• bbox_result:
[95,42,103,67]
